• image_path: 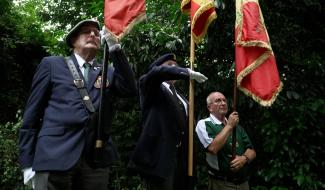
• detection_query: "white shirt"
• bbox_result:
[74,53,95,75]
[196,114,225,148]
[195,114,225,170]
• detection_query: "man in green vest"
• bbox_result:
[196,91,256,190]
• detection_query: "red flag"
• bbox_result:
[104,0,146,41]
[235,0,283,106]
[181,0,217,44]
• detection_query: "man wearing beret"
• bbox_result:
[128,53,207,190]
[19,19,136,190]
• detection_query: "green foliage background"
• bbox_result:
[0,0,324,189]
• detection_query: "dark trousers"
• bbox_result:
[208,176,249,190]
[34,157,110,190]
[142,150,186,190]
[143,172,175,190]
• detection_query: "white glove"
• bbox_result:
[23,167,35,188]
[100,26,118,47]
[100,26,121,52]
[187,68,208,83]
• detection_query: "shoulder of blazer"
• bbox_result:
[41,56,66,66]
[44,55,65,61]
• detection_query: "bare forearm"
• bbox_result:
[243,148,256,163]
[208,124,233,154]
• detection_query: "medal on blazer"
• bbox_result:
[94,76,109,88]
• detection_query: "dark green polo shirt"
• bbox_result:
[205,120,253,179]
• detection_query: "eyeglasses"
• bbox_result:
[79,28,100,37]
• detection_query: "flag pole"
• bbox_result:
[188,31,195,179]
[232,67,237,160]
[93,41,109,164]
[232,0,239,160]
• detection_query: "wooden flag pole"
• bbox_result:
[188,32,195,177]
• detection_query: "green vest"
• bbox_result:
[205,120,253,179]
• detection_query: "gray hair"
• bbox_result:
[206,91,225,106]
[206,91,217,105]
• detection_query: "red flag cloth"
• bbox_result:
[235,0,283,106]
[104,0,146,41]
[181,0,217,44]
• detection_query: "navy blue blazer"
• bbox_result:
[128,65,189,180]
[19,49,136,171]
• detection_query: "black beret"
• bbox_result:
[148,53,176,70]
[65,19,100,48]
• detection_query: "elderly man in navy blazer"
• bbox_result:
[19,19,136,190]
[128,53,207,190]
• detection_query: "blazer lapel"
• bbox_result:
[162,85,177,105]
[178,93,189,107]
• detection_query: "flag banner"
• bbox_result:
[181,0,217,44]
[104,0,146,41]
[235,0,283,106]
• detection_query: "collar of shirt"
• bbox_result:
[74,53,95,70]
[209,114,227,125]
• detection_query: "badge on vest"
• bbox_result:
[94,76,109,88]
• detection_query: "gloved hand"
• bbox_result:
[100,26,115,45]
[187,68,208,83]
[100,26,120,52]
[23,167,35,188]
